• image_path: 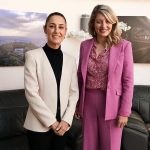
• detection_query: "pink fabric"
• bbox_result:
[86,42,110,90]
[83,89,123,150]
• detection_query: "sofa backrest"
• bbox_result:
[0,89,28,139]
[132,85,150,123]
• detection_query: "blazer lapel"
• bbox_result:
[41,49,57,87]
[81,39,94,82]
[108,44,122,82]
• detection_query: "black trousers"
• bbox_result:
[27,129,68,150]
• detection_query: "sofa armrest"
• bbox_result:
[0,89,28,139]
[126,111,149,135]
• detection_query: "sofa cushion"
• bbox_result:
[122,127,149,150]
[132,85,150,123]
[0,89,28,139]
[0,135,29,150]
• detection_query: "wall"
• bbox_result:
[0,0,150,90]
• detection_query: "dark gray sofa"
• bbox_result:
[121,85,150,150]
[0,89,82,150]
[1,85,150,150]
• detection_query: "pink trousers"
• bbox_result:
[83,89,123,150]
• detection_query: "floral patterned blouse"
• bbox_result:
[86,41,110,91]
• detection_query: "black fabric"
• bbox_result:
[27,129,68,150]
[43,43,63,121]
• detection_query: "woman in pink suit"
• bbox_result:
[76,4,134,150]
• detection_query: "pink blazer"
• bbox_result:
[77,38,134,120]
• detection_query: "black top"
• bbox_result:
[43,43,63,121]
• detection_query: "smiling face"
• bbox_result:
[94,13,113,40]
[44,15,67,49]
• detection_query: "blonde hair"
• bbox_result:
[88,4,122,46]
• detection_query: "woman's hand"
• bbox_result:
[54,120,70,136]
[50,121,59,130]
[117,116,128,128]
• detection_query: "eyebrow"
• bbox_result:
[49,23,65,26]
